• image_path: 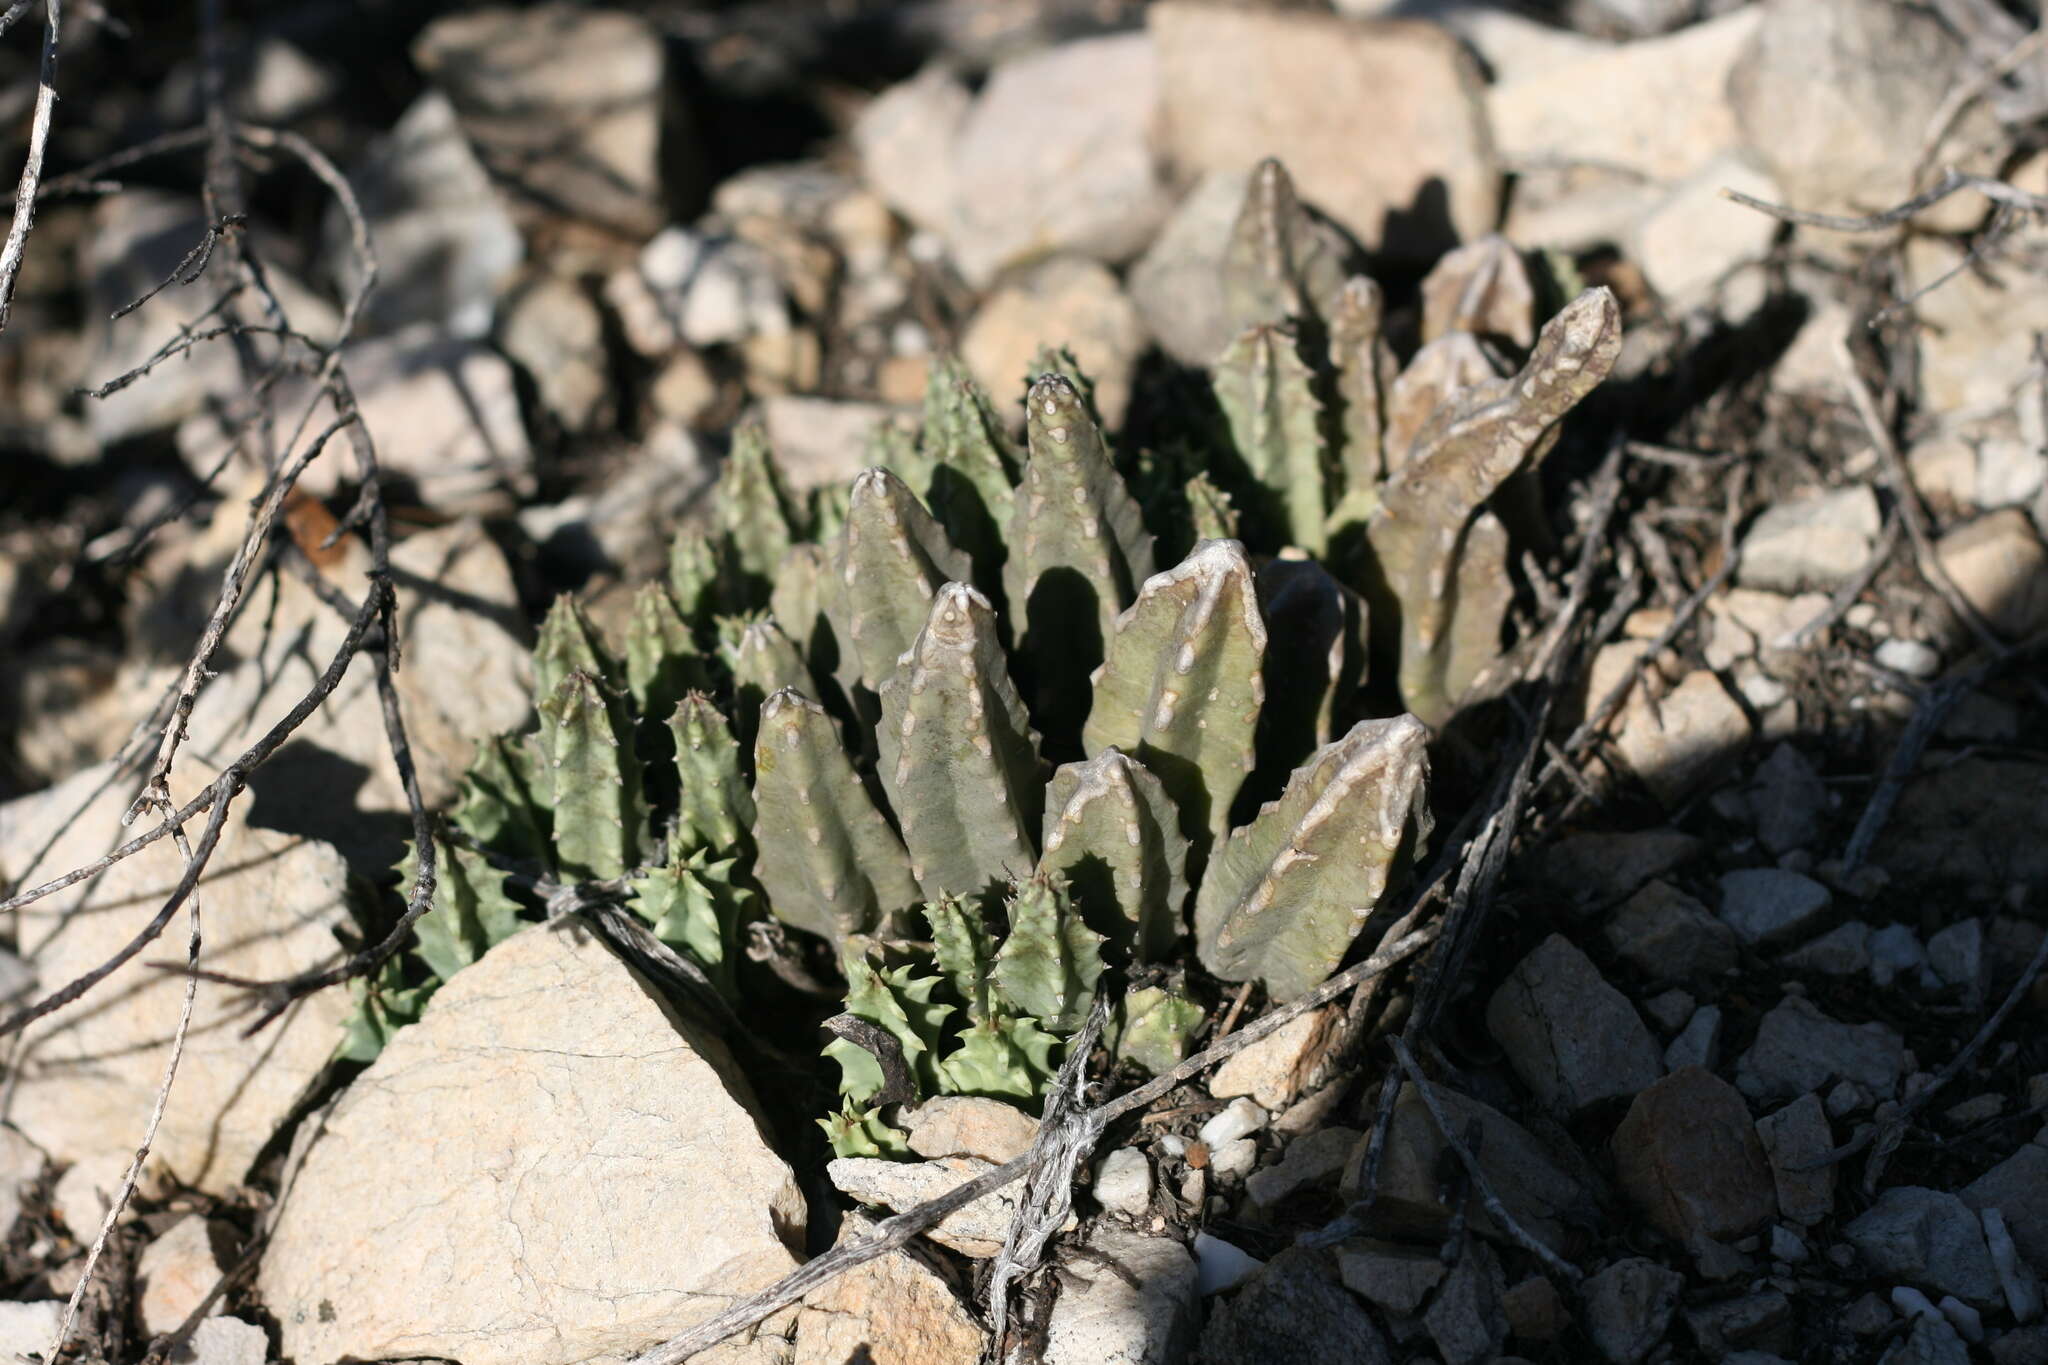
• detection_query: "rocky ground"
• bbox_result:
[1,0,2046,1363]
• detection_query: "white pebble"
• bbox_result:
[1199,1097,1267,1147]
[1194,1232,1264,1295]
[1874,638,1940,679]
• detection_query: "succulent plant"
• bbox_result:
[1209,158,1623,727]
[342,158,1619,1164]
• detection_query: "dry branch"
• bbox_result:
[0,0,60,334]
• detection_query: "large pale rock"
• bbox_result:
[760,397,899,494]
[329,91,523,337]
[0,763,353,1193]
[260,924,804,1365]
[1487,8,1759,182]
[1336,1240,1443,1315]
[1634,154,1781,305]
[413,4,695,240]
[1043,1224,1199,1365]
[176,324,536,513]
[1844,1186,2002,1310]
[1430,5,1614,81]
[1755,1092,1835,1226]
[1424,1240,1507,1365]
[1728,0,2002,236]
[1961,1140,2048,1271]
[179,517,532,861]
[1718,868,1833,948]
[1127,171,1246,367]
[0,1304,64,1362]
[0,1126,43,1245]
[173,1317,269,1365]
[853,65,972,239]
[1603,880,1739,982]
[961,257,1148,429]
[793,1212,987,1365]
[947,34,1171,286]
[83,192,339,444]
[1583,1257,1683,1365]
[1150,5,1496,264]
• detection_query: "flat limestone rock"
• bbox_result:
[0,762,353,1194]
[259,924,805,1365]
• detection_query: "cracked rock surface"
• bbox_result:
[259,924,805,1365]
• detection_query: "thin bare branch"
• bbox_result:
[1800,834,2048,1186]
[1389,1037,1582,1285]
[1835,338,2009,658]
[49,800,204,1363]
[0,581,385,1039]
[1722,168,2048,233]
[0,0,61,335]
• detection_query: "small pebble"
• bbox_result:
[1874,638,1940,678]
[1843,1291,1893,1333]
[1893,1286,1943,1322]
[1826,1081,1868,1119]
[1193,1232,1263,1295]
[1938,1295,1984,1343]
[1869,924,1928,987]
[1770,1225,1809,1264]
[1199,1097,1266,1148]
[1210,1137,1257,1181]
[1983,1208,2044,1323]
[1644,988,1697,1033]
[1094,1148,1152,1216]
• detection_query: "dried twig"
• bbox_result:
[1785,507,1903,650]
[1835,339,2009,659]
[629,924,1440,1365]
[1801,869,2048,1191]
[0,0,60,334]
[1723,168,2048,233]
[1534,463,1746,812]
[1914,25,2048,190]
[985,992,1115,1356]
[1388,1037,1582,1285]
[1839,632,2048,876]
[48,802,204,1364]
